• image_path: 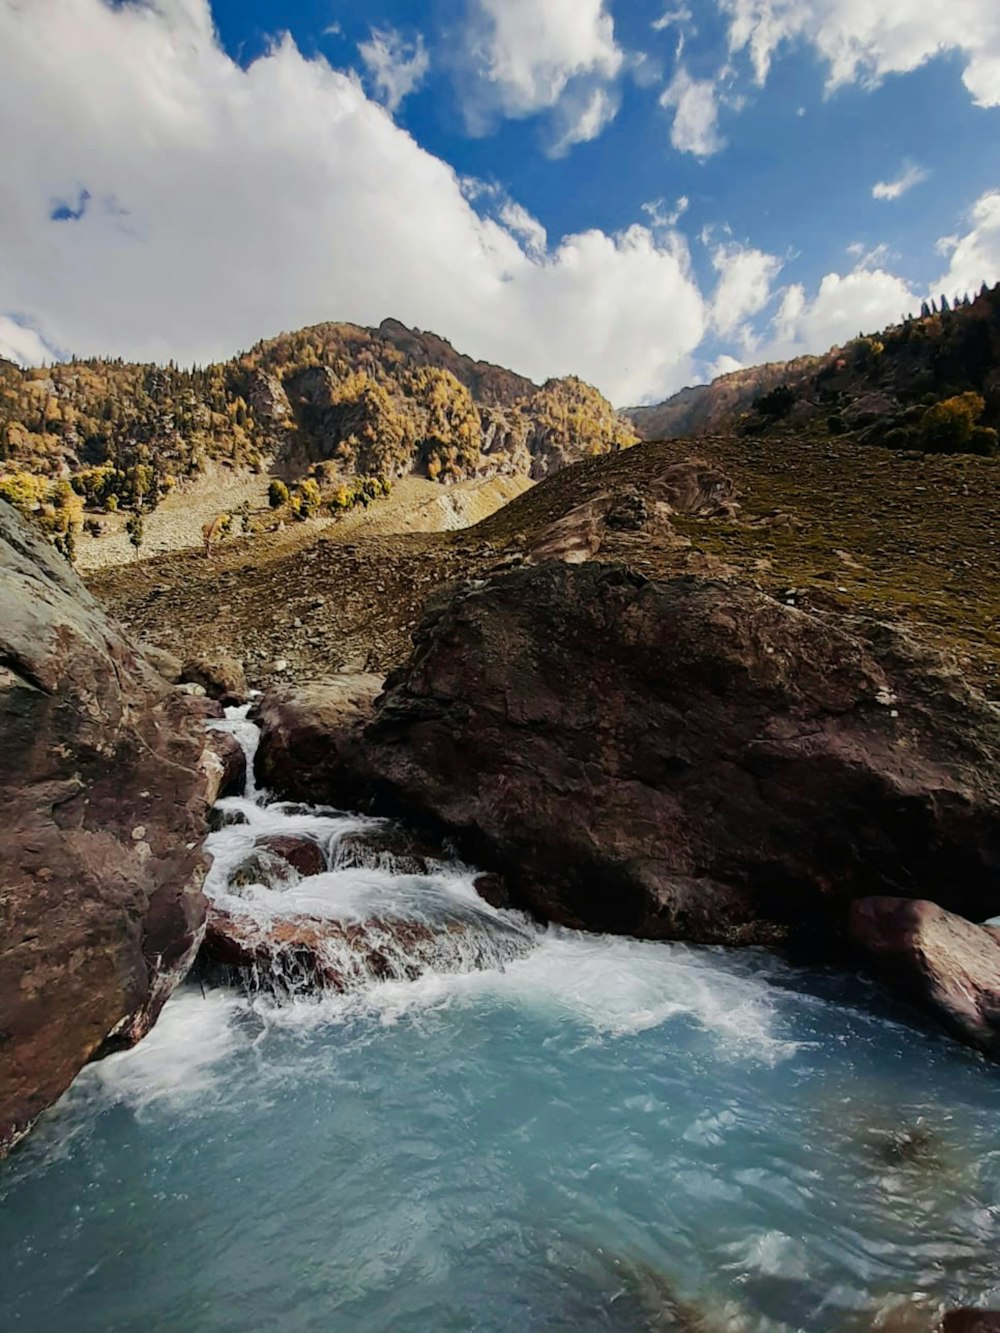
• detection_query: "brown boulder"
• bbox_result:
[850,898,1000,1057]
[180,653,248,703]
[252,675,383,804]
[0,500,211,1153]
[940,1315,1000,1332]
[354,563,1000,945]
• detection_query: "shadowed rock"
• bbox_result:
[851,898,1000,1058]
[0,500,213,1153]
[350,563,1000,946]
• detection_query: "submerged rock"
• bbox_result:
[353,563,1000,946]
[179,653,248,704]
[253,675,383,804]
[850,898,1000,1058]
[0,500,212,1153]
[333,822,446,876]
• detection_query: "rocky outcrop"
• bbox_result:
[353,563,1000,946]
[851,899,1000,1057]
[179,654,248,704]
[525,463,736,565]
[0,500,212,1153]
[253,675,383,804]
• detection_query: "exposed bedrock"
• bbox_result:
[0,500,214,1154]
[347,562,1000,947]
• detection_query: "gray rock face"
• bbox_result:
[0,500,211,1153]
[851,898,1000,1058]
[353,563,1000,946]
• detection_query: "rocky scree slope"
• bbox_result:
[0,499,219,1154]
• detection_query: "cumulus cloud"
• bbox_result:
[764,266,919,360]
[710,241,783,338]
[720,0,1000,106]
[461,0,624,150]
[358,26,429,114]
[660,65,725,156]
[934,190,1000,299]
[0,315,60,367]
[0,0,704,404]
[872,162,930,201]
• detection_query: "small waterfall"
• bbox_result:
[200,707,539,998]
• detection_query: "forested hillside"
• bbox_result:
[0,318,636,554]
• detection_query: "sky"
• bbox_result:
[1,0,999,405]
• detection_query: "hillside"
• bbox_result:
[628,282,1000,455]
[91,428,1000,697]
[0,318,636,558]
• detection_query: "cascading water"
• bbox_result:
[3,707,1000,1332]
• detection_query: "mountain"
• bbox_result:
[627,282,1000,455]
[0,318,636,529]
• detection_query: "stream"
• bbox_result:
[3,707,1000,1331]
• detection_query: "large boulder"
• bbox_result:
[0,501,212,1153]
[353,563,1000,945]
[252,675,383,804]
[851,899,1000,1058]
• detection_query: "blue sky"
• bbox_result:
[1,0,999,403]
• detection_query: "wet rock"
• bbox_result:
[253,674,383,804]
[203,729,247,804]
[850,898,1000,1058]
[179,653,248,704]
[255,834,327,878]
[333,823,445,875]
[473,874,510,910]
[207,805,249,832]
[940,1314,1000,1332]
[0,499,210,1154]
[354,563,1000,946]
[181,695,225,721]
[200,904,533,993]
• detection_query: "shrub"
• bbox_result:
[296,478,321,517]
[919,392,986,453]
[827,414,845,435]
[268,479,289,508]
[969,426,999,457]
[753,385,796,421]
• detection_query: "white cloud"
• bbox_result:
[643,196,690,229]
[708,353,744,378]
[464,0,626,129]
[872,162,930,201]
[764,265,919,360]
[497,201,547,257]
[660,66,725,156]
[710,241,782,337]
[358,26,429,114]
[0,315,58,366]
[0,0,705,405]
[652,6,693,32]
[549,85,619,157]
[934,190,1000,299]
[720,0,1000,107]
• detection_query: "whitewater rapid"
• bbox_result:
[4,706,1000,1332]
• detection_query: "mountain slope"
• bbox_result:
[628,282,1000,454]
[0,318,636,526]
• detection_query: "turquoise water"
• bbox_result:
[3,718,1000,1332]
